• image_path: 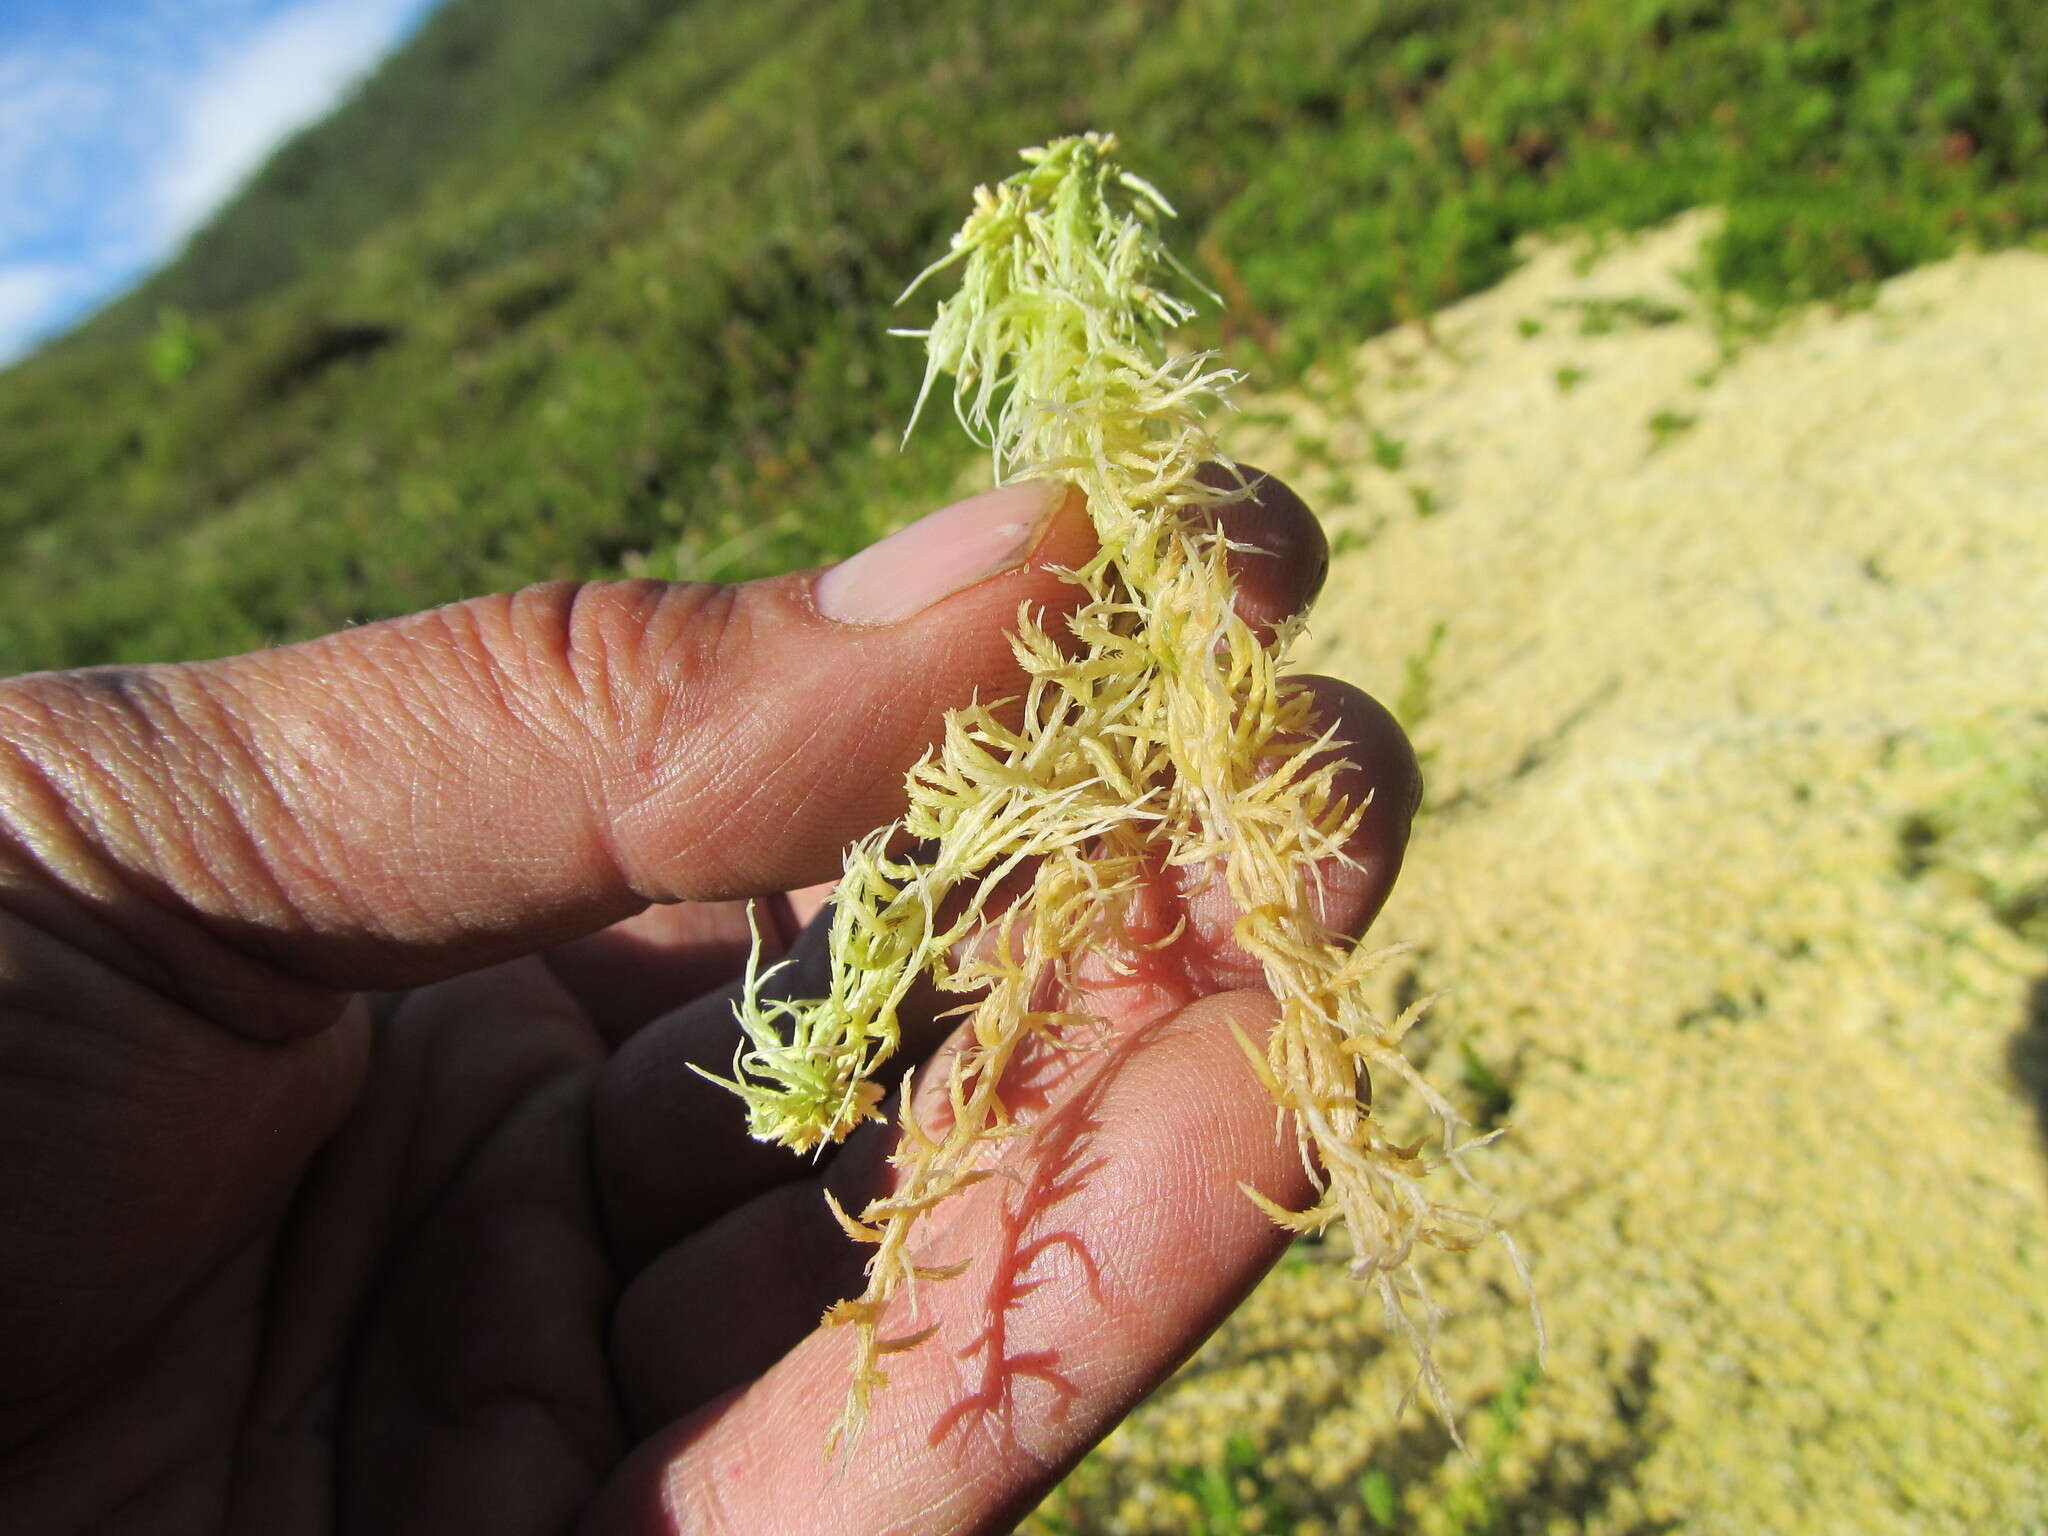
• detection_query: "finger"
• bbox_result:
[587,990,1317,1535]
[539,874,838,1047]
[541,895,799,1050]
[605,1178,865,1436]
[1073,675,1420,1023]
[1297,675,1423,936]
[0,468,1335,1042]
[0,481,1098,1032]
[312,962,621,1536]
[590,913,842,1263]
[603,989,1091,1432]
[1199,461,1330,639]
[784,878,836,931]
[588,673,1417,1262]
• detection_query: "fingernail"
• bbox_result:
[815,480,1069,625]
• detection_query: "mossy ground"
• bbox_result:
[1027,220,2048,1534]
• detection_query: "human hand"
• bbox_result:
[0,470,1417,1535]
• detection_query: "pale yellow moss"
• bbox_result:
[704,134,1509,1447]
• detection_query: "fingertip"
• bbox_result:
[1284,676,1422,936]
[813,480,1089,626]
[1196,462,1330,638]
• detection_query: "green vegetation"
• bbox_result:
[1425,1359,1543,1536]
[1165,1434,1291,1535]
[1895,719,2048,949]
[1027,1360,1547,1533]
[1,0,2043,674]
[1645,406,1699,448]
[1396,620,1450,733]
[1552,292,1687,334]
[1456,1040,1515,1130]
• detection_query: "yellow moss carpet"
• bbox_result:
[1037,214,2048,1535]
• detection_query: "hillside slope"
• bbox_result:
[2,0,2042,675]
[74,0,702,337]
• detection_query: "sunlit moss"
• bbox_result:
[705,135,1516,1446]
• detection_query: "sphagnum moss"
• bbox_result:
[704,133,1523,1448]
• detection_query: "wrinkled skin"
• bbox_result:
[0,473,1417,1535]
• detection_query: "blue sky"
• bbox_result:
[0,0,441,365]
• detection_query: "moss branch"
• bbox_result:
[702,132,1524,1450]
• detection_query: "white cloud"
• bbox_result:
[0,264,79,366]
[150,0,428,248]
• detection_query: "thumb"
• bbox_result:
[0,481,1094,1024]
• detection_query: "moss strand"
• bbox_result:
[700,133,1523,1450]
